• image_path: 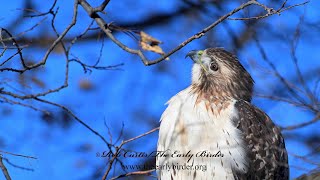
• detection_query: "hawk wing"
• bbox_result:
[232,100,289,180]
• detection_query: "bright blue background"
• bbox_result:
[0,0,319,179]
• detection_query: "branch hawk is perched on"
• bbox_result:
[156,48,288,180]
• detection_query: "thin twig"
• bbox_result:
[279,1,310,13]
[0,150,37,159]
[289,152,320,166]
[228,1,309,20]
[1,18,47,42]
[34,97,112,148]
[280,113,320,131]
[0,156,11,180]
[26,0,58,18]
[255,94,308,109]
[1,157,35,171]
[0,95,49,113]
[110,169,156,180]
[290,11,316,108]
[123,127,159,145]
[69,57,123,73]
[92,0,111,15]
[102,127,159,180]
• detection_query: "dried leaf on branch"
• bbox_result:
[139,31,169,60]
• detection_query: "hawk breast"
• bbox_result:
[157,87,248,180]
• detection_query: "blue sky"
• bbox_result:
[0,0,319,179]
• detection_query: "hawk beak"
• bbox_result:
[185,50,208,73]
[185,50,199,63]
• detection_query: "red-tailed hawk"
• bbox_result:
[156,48,288,179]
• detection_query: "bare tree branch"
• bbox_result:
[228,1,309,20]
[34,97,113,148]
[102,127,159,180]
[280,113,320,131]
[1,157,34,172]
[0,155,12,180]
[0,0,78,73]
[0,95,48,113]
[253,36,319,113]
[0,0,314,179]
[79,0,303,66]
[90,0,111,17]
[110,169,156,180]
[26,0,57,18]
[0,150,37,160]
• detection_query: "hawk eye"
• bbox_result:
[210,62,219,71]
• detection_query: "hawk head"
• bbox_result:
[186,48,254,102]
